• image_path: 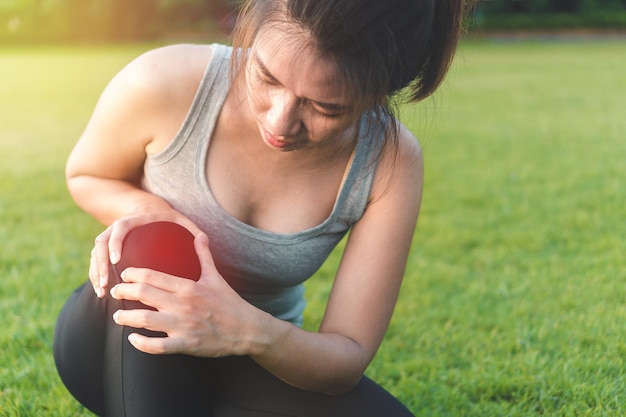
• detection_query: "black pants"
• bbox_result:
[54,279,415,416]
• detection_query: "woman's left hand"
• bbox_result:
[109,233,266,357]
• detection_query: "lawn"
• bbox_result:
[1,40,624,416]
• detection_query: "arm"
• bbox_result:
[66,44,212,225]
[251,125,424,393]
[113,124,423,394]
[67,45,212,294]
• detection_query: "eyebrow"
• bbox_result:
[254,54,351,113]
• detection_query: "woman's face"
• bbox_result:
[244,24,363,152]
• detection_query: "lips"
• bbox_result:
[262,128,294,149]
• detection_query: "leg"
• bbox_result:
[54,275,217,417]
[212,356,415,417]
[102,265,216,417]
[54,282,107,416]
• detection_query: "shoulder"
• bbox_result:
[87,44,219,153]
[108,44,216,105]
[127,43,216,79]
[369,121,423,203]
[396,123,423,173]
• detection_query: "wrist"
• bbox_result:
[245,309,292,359]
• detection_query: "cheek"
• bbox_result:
[305,117,347,141]
[247,91,263,113]
[247,92,270,122]
[244,75,267,114]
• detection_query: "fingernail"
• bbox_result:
[110,250,120,264]
[110,286,117,298]
[113,310,120,322]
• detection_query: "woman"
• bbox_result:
[54,0,468,415]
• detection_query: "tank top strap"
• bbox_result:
[333,114,385,227]
[148,43,232,168]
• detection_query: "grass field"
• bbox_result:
[1,40,624,416]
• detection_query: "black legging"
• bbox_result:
[54,270,415,416]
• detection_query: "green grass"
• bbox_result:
[1,40,624,416]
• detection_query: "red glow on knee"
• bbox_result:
[115,221,201,281]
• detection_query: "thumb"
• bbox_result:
[194,233,219,281]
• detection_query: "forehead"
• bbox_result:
[251,24,350,104]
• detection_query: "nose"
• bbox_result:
[265,90,303,137]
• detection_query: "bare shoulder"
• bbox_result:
[89,44,216,154]
[113,44,215,104]
[128,44,214,82]
[396,122,423,170]
[370,122,424,202]
[68,44,217,178]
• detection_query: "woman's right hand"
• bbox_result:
[89,210,201,298]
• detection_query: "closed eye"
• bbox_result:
[254,54,351,118]
[309,101,347,118]
[255,58,281,86]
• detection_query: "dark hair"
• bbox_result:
[232,0,469,146]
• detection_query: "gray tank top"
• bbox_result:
[142,44,384,326]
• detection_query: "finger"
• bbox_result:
[108,219,133,265]
[94,229,112,290]
[195,233,219,281]
[118,267,193,294]
[112,308,168,333]
[127,332,184,355]
[89,247,104,298]
[112,269,193,312]
[110,279,168,311]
